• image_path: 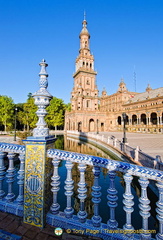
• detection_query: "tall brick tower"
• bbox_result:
[65,15,106,132]
[71,15,99,112]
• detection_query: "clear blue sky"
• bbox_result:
[1,0,163,104]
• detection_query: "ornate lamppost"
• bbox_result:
[14,107,17,141]
[122,112,127,144]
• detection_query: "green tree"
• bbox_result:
[65,102,71,112]
[46,97,65,130]
[0,96,14,131]
[17,97,37,131]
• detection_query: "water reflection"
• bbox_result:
[56,135,158,233]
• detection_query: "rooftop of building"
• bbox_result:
[125,85,163,104]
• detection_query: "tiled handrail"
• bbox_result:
[0,142,25,154]
[47,148,163,181]
[47,148,163,240]
[0,143,25,216]
[1,141,163,239]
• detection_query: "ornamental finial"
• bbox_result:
[32,59,52,138]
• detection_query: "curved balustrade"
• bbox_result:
[47,148,163,240]
[0,142,25,216]
[0,142,25,154]
[0,141,163,239]
[66,130,161,170]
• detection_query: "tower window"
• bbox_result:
[86,100,90,108]
[86,80,90,85]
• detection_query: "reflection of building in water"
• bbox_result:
[64,136,111,160]
[64,136,109,217]
[63,136,158,226]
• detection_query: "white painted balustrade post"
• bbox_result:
[138,177,151,240]
[50,158,60,214]
[5,153,16,202]
[64,160,74,218]
[113,138,117,148]
[107,170,118,229]
[123,173,134,235]
[77,163,87,223]
[107,137,110,144]
[91,166,102,227]
[134,146,139,162]
[0,152,6,199]
[16,153,25,205]
[156,181,163,240]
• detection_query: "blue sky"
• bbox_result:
[0,0,163,104]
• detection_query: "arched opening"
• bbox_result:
[151,112,157,125]
[132,115,137,125]
[141,114,146,125]
[117,116,121,125]
[89,119,95,132]
[78,121,82,132]
[126,115,129,125]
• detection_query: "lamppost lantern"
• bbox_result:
[122,112,126,120]
[122,112,127,144]
[14,107,18,141]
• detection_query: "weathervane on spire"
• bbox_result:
[84,11,86,20]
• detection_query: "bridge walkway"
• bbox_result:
[0,211,101,240]
[99,131,163,160]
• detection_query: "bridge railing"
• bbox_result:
[46,148,163,240]
[67,131,163,170]
[1,141,163,239]
[0,142,25,216]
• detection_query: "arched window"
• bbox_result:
[132,114,137,125]
[151,112,157,124]
[141,114,146,125]
[117,116,121,125]
[89,119,95,132]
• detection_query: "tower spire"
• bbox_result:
[84,11,86,21]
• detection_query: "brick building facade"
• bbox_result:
[65,17,163,133]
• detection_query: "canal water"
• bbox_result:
[55,135,158,233]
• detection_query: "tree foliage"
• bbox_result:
[0,96,14,131]
[65,102,71,112]
[0,93,68,132]
[17,97,37,131]
[46,97,66,129]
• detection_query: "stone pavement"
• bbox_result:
[0,135,20,144]
[99,131,163,160]
[0,212,101,240]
